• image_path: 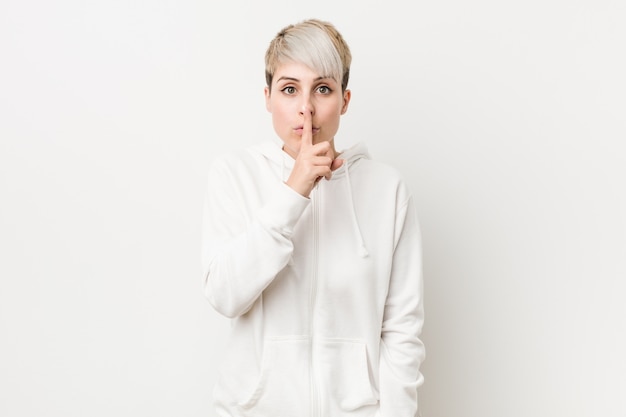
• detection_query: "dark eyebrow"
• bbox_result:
[276,75,330,83]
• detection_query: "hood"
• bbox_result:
[255,139,371,258]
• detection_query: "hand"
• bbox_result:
[285,110,344,197]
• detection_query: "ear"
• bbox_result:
[340,89,351,115]
[264,86,271,112]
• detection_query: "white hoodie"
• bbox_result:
[202,139,425,417]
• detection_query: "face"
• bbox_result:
[265,61,351,159]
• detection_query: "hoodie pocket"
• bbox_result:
[319,339,379,413]
[238,337,310,415]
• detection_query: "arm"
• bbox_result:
[379,196,426,416]
[201,157,310,318]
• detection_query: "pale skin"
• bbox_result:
[264,61,351,198]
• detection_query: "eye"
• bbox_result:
[281,86,296,95]
[317,85,332,94]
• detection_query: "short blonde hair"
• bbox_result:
[265,19,352,92]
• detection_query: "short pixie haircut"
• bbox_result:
[265,19,352,93]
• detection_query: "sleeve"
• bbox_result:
[201,157,310,318]
[379,195,426,417]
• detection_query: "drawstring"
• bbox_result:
[343,164,369,258]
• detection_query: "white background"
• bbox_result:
[1,1,625,416]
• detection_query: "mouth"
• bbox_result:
[294,126,320,135]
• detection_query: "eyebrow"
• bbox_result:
[276,75,330,83]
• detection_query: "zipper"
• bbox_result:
[310,183,321,417]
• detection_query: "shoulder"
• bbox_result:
[207,141,277,178]
[356,158,406,180]
[350,157,413,203]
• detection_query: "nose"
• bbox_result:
[299,95,314,116]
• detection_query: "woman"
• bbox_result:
[202,18,425,417]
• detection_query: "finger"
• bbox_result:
[301,109,313,151]
[309,155,333,167]
[330,158,344,172]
